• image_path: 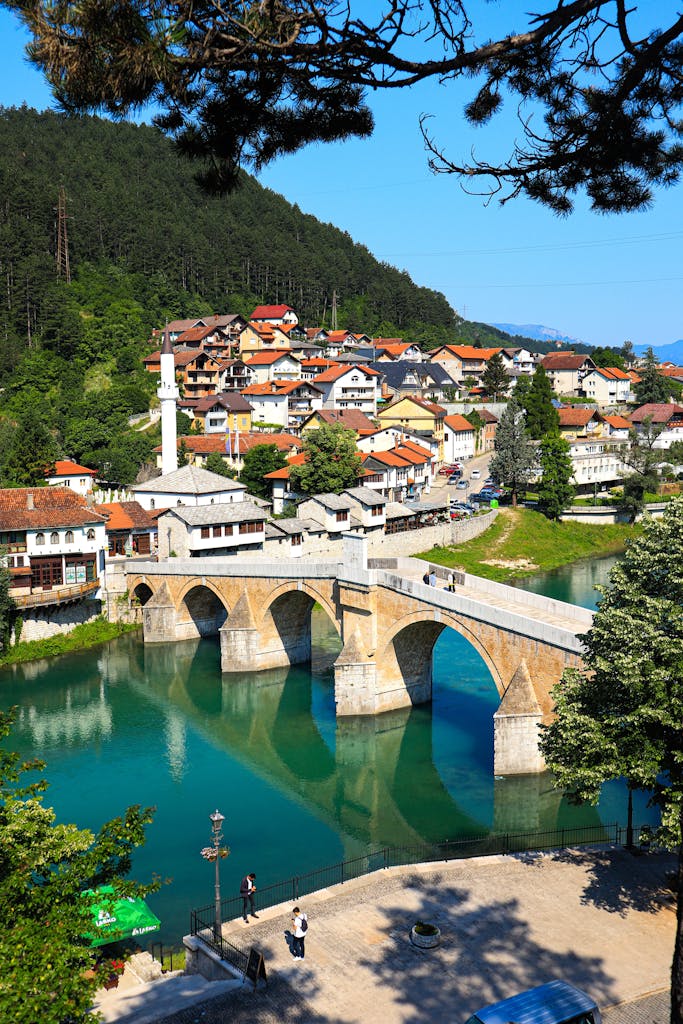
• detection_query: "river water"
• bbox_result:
[0,553,656,944]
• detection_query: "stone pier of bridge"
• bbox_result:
[123,535,591,775]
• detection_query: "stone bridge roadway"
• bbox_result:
[126,536,593,774]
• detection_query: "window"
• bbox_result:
[239,521,262,534]
[213,526,222,537]
[65,530,74,544]
[86,529,96,541]
[50,531,59,545]
[371,506,383,517]
[291,534,302,546]
[201,527,210,538]
[335,511,348,522]
[150,499,155,509]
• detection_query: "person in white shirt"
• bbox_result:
[291,906,307,959]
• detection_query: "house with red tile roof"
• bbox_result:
[602,414,632,439]
[629,403,683,448]
[45,460,97,496]
[312,364,380,416]
[299,408,377,435]
[249,304,298,326]
[581,366,633,405]
[557,406,604,438]
[244,350,302,385]
[377,395,447,459]
[443,414,476,462]
[429,345,503,383]
[98,501,157,556]
[241,380,323,432]
[190,392,253,434]
[239,322,294,357]
[0,486,106,596]
[541,353,595,396]
[152,432,303,475]
[144,348,222,399]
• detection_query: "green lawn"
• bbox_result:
[418,508,635,582]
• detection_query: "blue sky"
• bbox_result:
[1,6,681,350]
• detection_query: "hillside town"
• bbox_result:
[3,301,681,617]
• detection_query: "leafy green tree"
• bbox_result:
[488,398,537,507]
[635,347,678,405]
[204,451,237,478]
[1,407,57,487]
[589,346,626,370]
[513,375,532,402]
[240,444,287,499]
[0,708,158,1024]
[13,3,683,212]
[522,366,559,440]
[537,433,575,520]
[177,439,189,468]
[621,340,635,366]
[539,499,683,1022]
[0,560,15,652]
[290,424,362,496]
[465,409,484,453]
[619,421,664,522]
[480,352,509,400]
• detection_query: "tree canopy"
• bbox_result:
[290,424,362,496]
[0,708,158,1024]
[239,444,287,499]
[537,432,575,520]
[539,499,683,1021]
[488,398,537,507]
[635,347,680,405]
[480,352,509,400]
[8,2,683,211]
[520,366,559,440]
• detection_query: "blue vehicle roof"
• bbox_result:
[468,980,598,1024]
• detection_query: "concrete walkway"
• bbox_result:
[95,847,676,1024]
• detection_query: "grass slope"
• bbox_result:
[1,618,139,667]
[418,508,634,581]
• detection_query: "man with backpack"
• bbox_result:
[291,906,308,959]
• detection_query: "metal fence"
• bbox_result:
[192,821,629,935]
[189,905,250,976]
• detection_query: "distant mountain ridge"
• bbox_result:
[634,339,683,363]
[490,322,587,347]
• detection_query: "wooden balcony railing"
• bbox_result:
[11,579,100,610]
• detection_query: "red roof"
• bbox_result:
[542,354,593,370]
[558,408,601,427]
[154,433,303,455]
[308,409,377,432]
[444,414,474,432]
[241,380,320,396]
[630,403,683,423]
[0,487,105,530]
[380,396,446,417]
[589,366,631,380]
[603,415,632,429]
[250,304,294,319]
[314,364,381,382]
[50,460,96,478]
[98,501,156,532]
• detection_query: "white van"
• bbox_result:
[465,980,601,1024]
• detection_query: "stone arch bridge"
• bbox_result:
[123,536,592,775]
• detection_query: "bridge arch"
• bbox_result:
[257,581,341,669]
[375,609,505,709]
[127,575,158,606]
[176,581,229,640]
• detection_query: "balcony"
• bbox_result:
[11,579,101,610]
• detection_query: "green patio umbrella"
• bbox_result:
[84,886,161,948]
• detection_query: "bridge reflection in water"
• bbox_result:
[1,612,606,943]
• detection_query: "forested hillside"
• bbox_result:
[0,105,558,487]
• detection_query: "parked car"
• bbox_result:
[471,469,481,479]
[455,479,468,489]
[484,477,496,487]
[447,474,464,485]
[438,462,461,475]
[465,980,602,1024]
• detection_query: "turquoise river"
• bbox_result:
[0,553,657,945]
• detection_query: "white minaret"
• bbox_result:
[158,329,179,476]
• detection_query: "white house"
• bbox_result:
[130,465,247,511]
[156,501,267,558]
[582,367,633,405]
[567,438,628,493]
[312,364,380,415]
[0,487,107,594]
[629,403,683,449]
[298,493,357,535]
[45,459,97,496]
[443,414,476,463]
[242,380,323,431]
[244,351,302,385]
[249,304,299,326]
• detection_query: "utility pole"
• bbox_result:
[331,289,338,331]
[56,186,71,284]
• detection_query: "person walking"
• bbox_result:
[240,872,258,923]
[291,906,308,959]
[428,569,437,587]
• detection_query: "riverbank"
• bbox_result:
[418,507,635,582]
[0,617,140,667]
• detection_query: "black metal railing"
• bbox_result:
[189,906,250,976]
[191,822,630,934]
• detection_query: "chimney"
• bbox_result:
[27,492,34,510]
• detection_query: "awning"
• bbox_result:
[84,886,161,948]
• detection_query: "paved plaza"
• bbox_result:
[97,846,676,1024]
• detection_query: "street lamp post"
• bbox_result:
[200,809,229,940]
